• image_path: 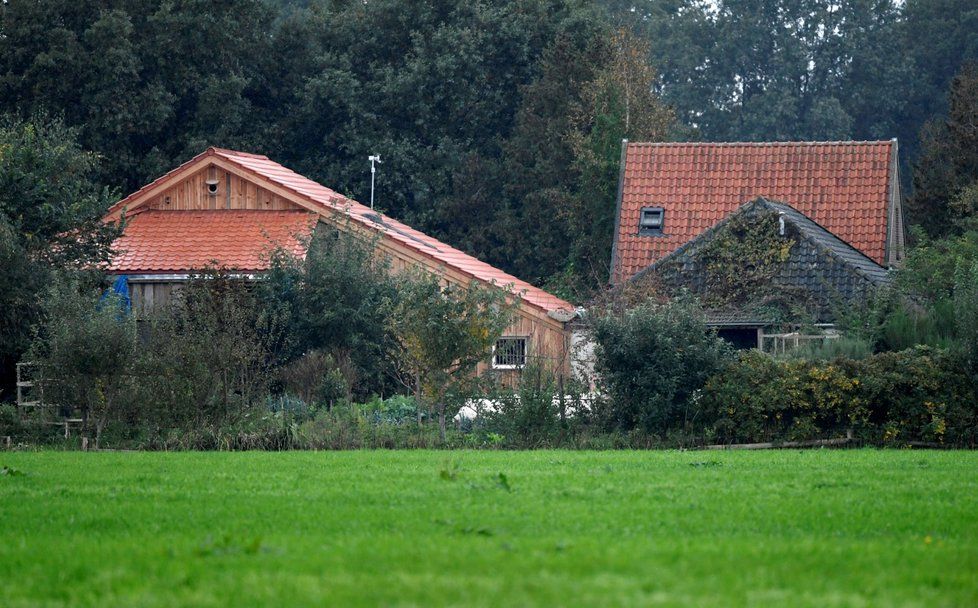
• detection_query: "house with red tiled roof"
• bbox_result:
[610,140,906,285]
[103,147,578,377]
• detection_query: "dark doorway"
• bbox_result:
[715,327,760,350]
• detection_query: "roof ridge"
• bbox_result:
[209,147,270,160]
[627,140,895,147]
[138,208,312,214]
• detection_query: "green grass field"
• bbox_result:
[1,450,976,607]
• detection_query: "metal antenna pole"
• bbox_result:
[368,154,382,209]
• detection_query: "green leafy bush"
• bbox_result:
[590,297,732,433]
[698,347,978,447]
[698,351,862,443]
[129,271,285,433]
[275,350,349,408]
[953,260,978,375]
[0,116,119,396]
[857,347,977,447]
[388,271,514,440]
[260,226,401,400]
[27,276,138,447]
[481,364,564,448]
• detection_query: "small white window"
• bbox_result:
[493,337,527,369]
[639,207,664,234]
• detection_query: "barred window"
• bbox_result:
[492,337,527,369]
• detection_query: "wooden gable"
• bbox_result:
[132,164,302,213]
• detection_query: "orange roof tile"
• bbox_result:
[109,210,317,273]
[612,141,898,283]
[106,148,575,316]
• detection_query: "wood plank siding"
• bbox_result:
[144,167,299,212]
[129,282,182,317]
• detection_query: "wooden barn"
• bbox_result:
[102,147,579,378]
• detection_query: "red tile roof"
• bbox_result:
[107,148,575,316]
[109,209,317,273]
[612,141,897,283]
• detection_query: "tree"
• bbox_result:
[388,273,514,441]
[953,260,978,377]
[492,27,610,289]
[566,28,674,295]
[133,271,285,432]
[907,63,978,237]
[27,278,137,448]
[260,224,401,399]
[463,22,674,295]
[0,0,277,190]
[0,115,118,397]
[602,0,910,142]
[895,0,978,164]
[590,296,732,433]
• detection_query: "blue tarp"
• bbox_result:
[99,275,131,315]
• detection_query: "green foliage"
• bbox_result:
[858,348,978,447]
[850,227,978,355]
[699,347,978,446]
[602,0,978,171]
[480,364,567,448]
[0,115,118,259]
[777,336,875,362]
[389,272,514,440]
[489,25,674,294]
[261,226,400,398]
[907,63,978,237]
[832,221,978,357]
[699,351,864,444]
[0,218,43,393]
[880,302,957,352]
[897,228,978,300]
[275,350,349,408]
[608,0,912,143]
[0,0,276,190]
[564,28,675,295]
[952,260,978,375]
[131,271,285,432]
[27,276,137,447]
[0,115,118,395]
[589,296,732,432]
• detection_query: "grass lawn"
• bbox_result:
[1,450,976,607]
